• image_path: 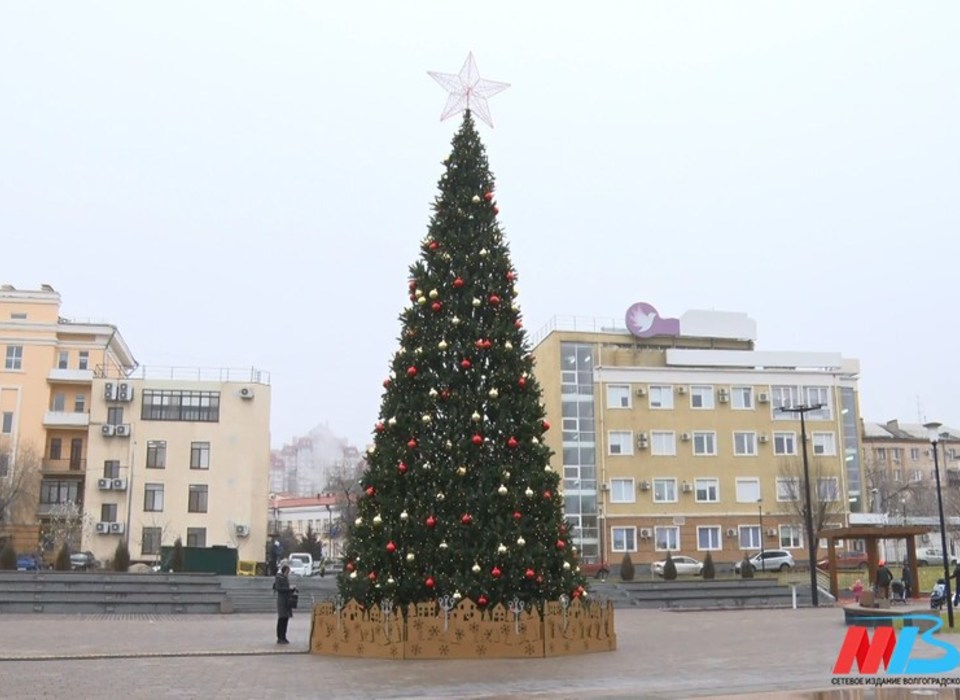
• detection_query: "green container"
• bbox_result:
[159,545,238,575]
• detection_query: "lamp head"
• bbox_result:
[924,421,943,444]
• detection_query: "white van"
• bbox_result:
[287,553,313,577]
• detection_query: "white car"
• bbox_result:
[652,555,703,577]
[287,553,313,577]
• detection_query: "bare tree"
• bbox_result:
[42,500,95,554]
[323,457,365,527]
[0,443,41,529]
[861,457,936,521]
[776,457,847,559]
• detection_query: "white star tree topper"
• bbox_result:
[428,52,510,128]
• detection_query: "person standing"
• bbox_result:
[901,564,913,599]
[875,561,893,600]
[274,564,297,644]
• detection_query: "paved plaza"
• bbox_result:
[1,606,959,699]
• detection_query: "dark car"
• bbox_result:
[16,554,39,571]
[817,551,868,570]
[70,551,98,571]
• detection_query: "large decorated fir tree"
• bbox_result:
[338,111,587,610]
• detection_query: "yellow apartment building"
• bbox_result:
[530,302,863,569]
[1,284,271,566]
[82,369,271,565]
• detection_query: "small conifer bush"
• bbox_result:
[740,554,754,579]
[113,540,131,572]
[619,553,635,581]
[0,540,16,570]
[663,551,678,580]
[171,537,185,572]
[702,552,716,579]
[55,543,71,571]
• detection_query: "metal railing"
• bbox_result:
[41,458,86,472]
[528,315,628,347]
[96,365,271,385]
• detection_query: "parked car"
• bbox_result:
[70,551,98,571]
[817,551,868,570]
[734,549,795,573]
[652,555,703,577]
[16,554,39,571]
[915,547,958,567]
[287,552,313,577]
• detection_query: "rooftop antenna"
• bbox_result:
[917,395,925,424]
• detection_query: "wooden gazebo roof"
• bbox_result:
[819,525,931,600]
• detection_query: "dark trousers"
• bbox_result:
[277,617,289,641]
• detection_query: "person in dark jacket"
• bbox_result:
[901,564,913,599]
[274,564,297,644]
[875,561,893,600]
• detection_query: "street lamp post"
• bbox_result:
[925,421,954,628]
[758,498,765,572]
[777,403,824,607]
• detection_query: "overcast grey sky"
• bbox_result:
[2,2,958,449]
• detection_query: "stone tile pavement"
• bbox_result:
[1,607,959,699]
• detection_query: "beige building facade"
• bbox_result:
[531,303,863,568]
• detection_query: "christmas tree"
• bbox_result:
[338,110,587,610]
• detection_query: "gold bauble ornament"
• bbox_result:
[503,470,511,479]
[497,543,508,554]
[438,340,448,350]
[436,492,445,501]
[417,297,427,305]
[497,484,508,495]
[472,195,481,203]
[429,289,439,299]
[472,297,481,307]
[504,341,513,350]
[354,517,363,526]
[471,563,481,573]
[517,537,526,546]
[387,577,395,585]
[400,510,409,520]
[388,417,397,426]
[471,411,481,422]
[429,388,438,397]
[525,487,534,498]
[439,541,448,550]
[422,414,432,424]
[373,515,382,526]
[406,553,415,562]
[563,562,571,570]
[479,248,489,256]
[453,591,462,600]
[457,466,467,476]
[452,316,461,325]
[350,571,357,579]
[488,388,499,399]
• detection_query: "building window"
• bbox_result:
[731,386,753,410]
[4,345,23,370]
[910,448,921,461]
[40,480,80,505]
[107,407,123,426]
[103,460,120,479]
[803,386,832,419]
[771,385,800,418]
[649,385,673,410]
[734,432,757,456]
[740,525,761,549]
[654,526,679,551]
[611,527,636,552]
[100,503,118,523]
[49,438,62,460]
[875,447,886,462]
[653,478,677,503]
[776,478,799,501]
[57,351,69,369]
[146,441,167,469]
[190,442,211,470]
[893,469,902,483]
[692,432,716,456]
[606,384,630,409]
[912,469,923,482]
[773,432,797,456]
[697,526,722,551]
[650,431,676,456]
[1,411,12,434]
[780,525,803,548]
[52,393,65,411]
[142,390,221,422]
[188,484,209,513]
[890,447,903,464]
[817,477,839,502]
[186,528,207,548]
[690,386,714,409]
[607,431,633,456]
[78,351,89,370]
[812,432,836,456]
[609,478,635,503]
[74,394,86,413]
[142,527,162,556]
[736,478,761,503]
[144,483,164,512]
[0,454,8,477]
[695,478,719,503]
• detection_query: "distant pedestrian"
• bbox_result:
[851,579,864,603]
[952,562,960,606]
[273,564,297,644]
[875,561,893,600]
[901,564,912,599]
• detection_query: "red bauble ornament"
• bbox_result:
[425,577,435,589]
[453,277,464,288]
[346,562,355,572]
[493,206,500,215]
[440,389,451,400]
[428,240,439,250]
[556,539,566,550]
[483,339,492,349]
[506,271,515,281]
[489,295,500,306]
[515,320,523,329]
[484,191,494,201]
[431,301,442,312]
[386,541,396,553]
[491,566,502,578]
[572,586,584,599]
[406,366,417,377]
[537,575,543,584]
[544,491,553,500]
[471,434,483,446]
[407,438,418,449]
[383,378,392,388]
[408,279,417,291]
[426,515,437,528]
[513,511,522,521]
[518,377,527,389]
[375,421,385,432]
[397,462,408,474]
[525,568,535,580]
[474,339,485,349]
[542,420,551,431]
[368,571,377,581]
[477,595,488,606]
[365,486,375,497]
[460,359,472,370]
[460,513,473,525]
[507,437,518,449]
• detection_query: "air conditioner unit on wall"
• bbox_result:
[681,432,692,442]
[600,483,610,492]
[758,434,769,444]
[101,424,116,437]
[111,478,127,491]
[117,383,134,402]
[726,528,737,537]
[635,386,647,397]
[235,524,250,537]
[239,387,255,400]
[115,424,131,437]
[97,478,113,490]
[636,432,649,448]
[717,388,729,403]
[104,383,117,401]
[639,480,651,491]
[95,522,110,534]
[639,528,651,539]
[767,528,778,537]
[757,392,770,403]
[676,385,688,395]
[109,522,125,534]
[681,482,693,493]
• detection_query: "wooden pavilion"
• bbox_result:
[820,525,931,600]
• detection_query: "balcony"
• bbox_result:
[41,458,86,475]
[42,411,90,429]
[36,501,84,517]
[47,368,94,384]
